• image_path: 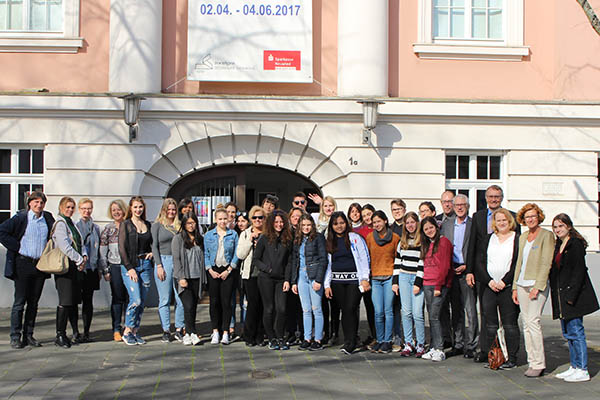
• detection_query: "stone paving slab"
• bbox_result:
[1,306,600,399]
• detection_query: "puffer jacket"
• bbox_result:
[290,233,327,285]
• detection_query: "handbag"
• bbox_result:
[36,220,70,275]
[488,335,506,370]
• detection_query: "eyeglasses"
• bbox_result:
[454,203,467,208]
[251,216,265,220]
[294,200,306,205]
[391,208,404,212]
[524,214,538,220]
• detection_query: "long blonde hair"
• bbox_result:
[318,195,337,222]
[156,198,180,233]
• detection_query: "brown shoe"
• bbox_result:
[524,368,544,378]
[113,331,122,342]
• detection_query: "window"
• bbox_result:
[0,147,44,223]
[0,0,81,53]
[445,153,503,212]
[414,0,528,61]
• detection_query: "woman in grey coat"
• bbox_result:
[172,212,205,346]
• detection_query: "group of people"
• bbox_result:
[1,186,598,383]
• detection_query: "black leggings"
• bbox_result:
[481,286,520,363]
[208,267,234,332]
[243,277,264,344]
[258,274,287,340]
[179,278,200,334]
[331,282,362,350]
[109,264,128,333]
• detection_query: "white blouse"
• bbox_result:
[486,232,515,283]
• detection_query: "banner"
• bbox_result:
[187,0,313,82]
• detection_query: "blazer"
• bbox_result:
[0,210,55,280]
[549,237,599,320]
[467,208,520,275]
[475,231,520,287]
[440,215,471,267]
[512,228,555,292]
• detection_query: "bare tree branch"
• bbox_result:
[577,0,600,36]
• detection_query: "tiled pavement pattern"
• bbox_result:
[0,307,599,400]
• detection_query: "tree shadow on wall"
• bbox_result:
[370,124,403,172]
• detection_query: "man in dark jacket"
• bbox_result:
[0,191,55,349]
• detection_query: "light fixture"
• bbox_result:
[357,99,384,145]
[119,93,145,143]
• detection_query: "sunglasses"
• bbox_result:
[294,200,306,205]
[251,216,265,220]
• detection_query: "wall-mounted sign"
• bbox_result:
[187,0,313,82]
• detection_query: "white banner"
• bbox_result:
[187,0,313,82]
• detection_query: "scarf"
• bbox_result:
[373,228,393,246]
[60,214,82,254]
[77,218,100,270]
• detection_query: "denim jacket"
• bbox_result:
[324,232,370,289]
[203,228,239,269]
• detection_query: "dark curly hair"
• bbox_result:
[263,209,292,246]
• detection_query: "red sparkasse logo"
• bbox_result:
[263,51,301,71]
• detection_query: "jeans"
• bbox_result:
[121,259,152,329]
[109,264,128,333]
[371,277,394,343]
[423,286,449,350]
[154,255,184,332]
[398,272,425,346]
[10,255,46,339]
[561,317,588,370]
[297,267,324,341]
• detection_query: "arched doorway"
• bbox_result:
[167,164,322,218]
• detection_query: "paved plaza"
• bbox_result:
[0,306,599,400]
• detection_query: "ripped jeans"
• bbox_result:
[297,266,323,341]
[121,259,153,329]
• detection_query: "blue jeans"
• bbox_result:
[372,277,394,343]
[297,267,324,341]
[154,255,184,332]
[561,317,588,370]
[398,272,425,346]
[121,259,152,329]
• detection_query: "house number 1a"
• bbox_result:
[349,157,358,166]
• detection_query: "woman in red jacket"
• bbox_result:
[418,216,453,362]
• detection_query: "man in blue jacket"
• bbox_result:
[0,191,54,349]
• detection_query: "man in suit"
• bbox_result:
[0,191,55,349]
[466,185,520,362]
[436,190,456,224]
[441,194,477,358]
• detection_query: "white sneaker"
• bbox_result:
[182,333,192,346]
[555,366,577,379]
[211,331,220,345]
[421,349,435,360]
[564,369,590,383]
[431,349,446,362]
[220,332,229,345]
[190,333,201,346]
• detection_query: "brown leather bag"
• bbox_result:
[488,336,506,370]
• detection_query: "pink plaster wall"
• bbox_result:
[393,0,600,101]
[162,0,338,96]
[0,0,110,93]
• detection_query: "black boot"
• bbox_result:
[55,306,71,349]
[69,306,82,344]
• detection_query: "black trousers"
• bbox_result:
[331,282,362,350]
[10,255,46,339]
[243,277,264,344]
[361,288,376,339]
[481,285,520,363]
[258,274,287,340]
[179,278,200,334]
[208,267,235,332]
[286,290,303,338]
[109,264,128,333]
[476,281,488,353]
[78,269,99,334]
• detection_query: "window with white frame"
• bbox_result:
[414,0,528,61]
[445,153,503,213]
[0,147,44,223]
[0,0,81,53]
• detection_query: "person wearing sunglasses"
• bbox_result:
[236,206,266,346]
[292,192,307,211]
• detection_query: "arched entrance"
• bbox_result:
[167,164,322,216]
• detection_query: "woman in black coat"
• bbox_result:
[550,213,599,383]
